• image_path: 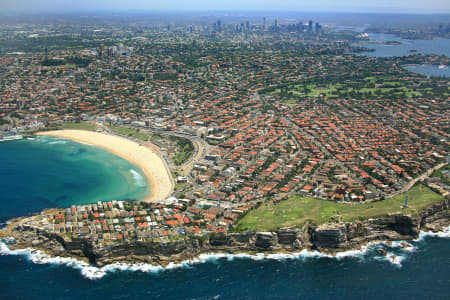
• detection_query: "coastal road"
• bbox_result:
[387,162,448,198]
[146,128,212,177]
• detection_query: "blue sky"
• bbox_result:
[1,0,449,14]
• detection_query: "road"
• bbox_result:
[387,162,448,198]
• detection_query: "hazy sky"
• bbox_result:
[1,0,449,14]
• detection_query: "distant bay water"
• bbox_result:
[0,136,149,222]
[354,32,450,57]
[1,134,449,299]
[403,64,450,78]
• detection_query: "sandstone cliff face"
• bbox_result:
[9,198,449,266]
[419,199,450,231]
[312,215,419,250]
[89,239,203,266]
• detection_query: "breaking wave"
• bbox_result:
[130,169,147,187]
[416,227,450,240]
[47,140,69,145]
[36,136,68,145]
[1,226,448,280]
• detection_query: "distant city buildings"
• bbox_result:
[98,44,132,58]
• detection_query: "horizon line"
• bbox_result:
[1,9,450,16]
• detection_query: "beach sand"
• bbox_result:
[37,130,173,202]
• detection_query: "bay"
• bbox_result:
[0,136,149,222]
[354,32,450,57]
[403,64,450,78]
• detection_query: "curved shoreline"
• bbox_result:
[36,130,173,203]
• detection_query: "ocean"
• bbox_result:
[0,136,149,222]
[1,130,449,299]
[1,231,449,299]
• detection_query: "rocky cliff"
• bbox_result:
[6,198,449,266]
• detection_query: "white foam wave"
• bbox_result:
[0,240,415,279]
[130,169,146,187]
[416,226,450,241]
[47,140,68,145]
[387,241,416,252]
[26,137,36,140]
[0,240,107,279]
[36,136,50,143]
[1,226,449,280]
[73,140,92,146]
[375,252,405,267]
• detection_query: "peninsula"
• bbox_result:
[0,181,448,267]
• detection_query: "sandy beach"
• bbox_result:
[36,130,173,202]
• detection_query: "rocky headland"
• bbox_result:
[1,197,448,267]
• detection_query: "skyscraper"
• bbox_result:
[315,22,321,34]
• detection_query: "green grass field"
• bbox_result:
[152,135,194,166]
[106,125,151,141]
[281,82,428,99]
[172,141,194,165]
[59,122,98,131]
[234,184,443,232]
[270,75,448,100]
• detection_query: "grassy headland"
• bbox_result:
[234,184,443,232]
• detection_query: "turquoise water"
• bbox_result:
[404,65,450,78]
[0,136,149,222]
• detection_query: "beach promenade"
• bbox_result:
[37,130,173,202]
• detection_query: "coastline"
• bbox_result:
[1,225,449,280]
[2,131,448,279]
[36,130,173,203]
[1,197,447,273]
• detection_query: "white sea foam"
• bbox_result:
[0,240,411,279]
[374,252,406,267]
[1,226,449,280]
[47,140,68,145]
[36,136,49,143]
[0,241,107,279]
[130,169,146,187]
[415,226,450,241]
[74,140,92,146]
[388,241,416,252]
